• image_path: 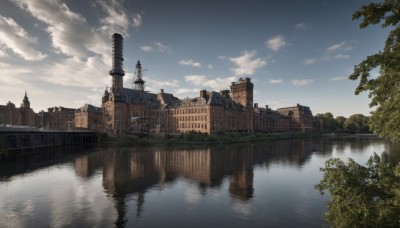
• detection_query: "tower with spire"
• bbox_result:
[21,91,30,109]
[20,91,35,126]
[133,61,145,91]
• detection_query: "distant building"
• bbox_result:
[253,104,290,132]
[277,104,315,133]
[0,92,36,127]
[46,106,75,130]
[75,104,102,131]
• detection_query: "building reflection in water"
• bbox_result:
[2,138,399,227]
[72,140,317,227]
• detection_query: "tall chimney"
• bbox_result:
[109,33,125,101]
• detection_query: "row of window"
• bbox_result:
[179,123,207,129]
[176,107,207,115]
[178,115,207,122]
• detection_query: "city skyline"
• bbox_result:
[0,0,389,117]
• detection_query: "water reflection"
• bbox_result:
[70,140,317,226]
[1,138,400,227]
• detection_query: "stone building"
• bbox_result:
[75,104,102,131]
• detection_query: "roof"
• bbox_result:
[178,91,244,111]
[76,104,102,113]
[277,104,313,116]
[161,93,180,105]
[123,88,158,105]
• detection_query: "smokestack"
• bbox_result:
[109,33,125,101]
[109,33,125,76]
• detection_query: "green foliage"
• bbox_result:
[350,0,400,141]
[316,154,400,227]
[344,114,370,134]
[335,116,346,130]
[317,112,338,133]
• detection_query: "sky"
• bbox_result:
[0,0,390,117]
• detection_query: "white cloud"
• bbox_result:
[208,64,213,69]
[269,79,283,84]
[41,56,109,88]
[185,75,207,85]
[97,0,130,36]
[140,41,170,52]
[4,0,141,111]
[265,35,287,51]
[155,41,169,52]
[0,63,31,86]
[140,46,153,52]
[0,15,46,60]
[326,41,346,52]
[179,59,201,67]
[12,0,137,63]
[304,58,316,65]
[291,79,314,86]
[295,23,311,30]
[146,78,180,91]
[334,54,349,59]
[229,50,267,75]
[0,47,6,57]
[218,55,226,60]
[132,13,142,28]
[330,77,347,81]
[344,46,353,51]
[13,0,107,59]
[185,75,237,92]
[175,88,199,95]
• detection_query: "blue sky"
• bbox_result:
[0,0,389,117]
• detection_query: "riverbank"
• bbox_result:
[103,132,315,147]
[322,133,380,138]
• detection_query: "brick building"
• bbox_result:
[75,104,103,131]
[277,105,315,133]
[101,33,319,135]
[46,106,75,130]
[0,92,36,127]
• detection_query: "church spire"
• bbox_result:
[21,91,30,109]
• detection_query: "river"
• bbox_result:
[1,137,399,227]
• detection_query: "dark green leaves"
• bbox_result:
[350,0,400,141]
[316,154,400,227]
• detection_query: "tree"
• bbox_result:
[350,0,400,141]
[335,116,346,130]
[344,114,370,133]
[316,112,338,132]
[315,154,400,227]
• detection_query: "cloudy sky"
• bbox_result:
[0,0,389,117]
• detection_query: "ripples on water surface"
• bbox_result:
[1,138,399,227]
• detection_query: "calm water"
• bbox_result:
[1,137,399,228]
